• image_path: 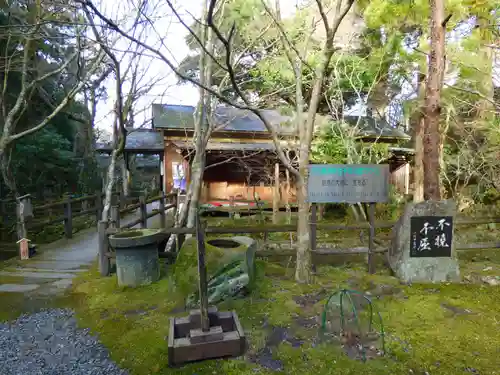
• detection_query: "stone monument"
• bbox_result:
[389,200,460,283]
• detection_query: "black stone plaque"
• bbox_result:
[410,216,453,258]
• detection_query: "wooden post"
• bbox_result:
[98,220,110,276]
[318,204,325,221]
[16,195,32,241]
[285,169,291,224]
[195,213,210,332]
[229,195,235,219]
[82,198,89,212]
[110,205,120,229]
[310,203,317,273]
[310,203,317,252]
[64,195,73,238]
[368,202,376,274]
[139,195,147,228]
[17,238,30,260]
[159,193,166,228]
[273,163,279,224]
[95,190,102,222]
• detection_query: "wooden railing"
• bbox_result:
[10,190,168,241]
[97,192,178,276]
[97,198,500,276]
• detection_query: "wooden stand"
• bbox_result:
[167,213,247,366]
[167,307,246,365]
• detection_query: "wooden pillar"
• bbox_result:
[310,203,317,273]
[139,195,147,228]
[159,193,166,228]
[16,194,32,241]
[273,163,279,224]
[110,205,120,229]
[368,203,376,274]
[195,214,210,332]
[285,169,291,224]
[98,220,110,276]
[404,162,410,195]
[64,195,73,238]
[95,190,103,222]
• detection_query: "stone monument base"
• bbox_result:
[389,200,460,283]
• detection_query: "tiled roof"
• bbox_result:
[96,154,160,169]
[152,104,295,134]
[152,104,409,142]
[96,128,164,152]
[172,141,276,151]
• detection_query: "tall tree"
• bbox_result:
[422,0,450,200]
[0,0,105,195]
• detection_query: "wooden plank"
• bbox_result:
[72,207,98,219]
[121,217,143,229]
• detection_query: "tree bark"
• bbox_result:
[423,0,447,200]
[120,155,130,198]
[170,0,213,242]
[413,72,426,202]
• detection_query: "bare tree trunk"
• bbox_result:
[0,148,17,196]
[423,0,448,200]
[295,169,310,283]
[120,155,130,198]
[186,152,206,228]
[413,72,426,202]
[102,143,121,221]
[172,0,213,234]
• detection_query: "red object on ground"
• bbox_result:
[207,201,256,207]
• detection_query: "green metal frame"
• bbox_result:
[320,289,385,362]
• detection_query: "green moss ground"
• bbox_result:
[2,209,500,373]
[67,247,500,375]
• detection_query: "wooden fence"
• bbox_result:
[98,192,178,275]
[97,199,500,276]
[7,190,173,242]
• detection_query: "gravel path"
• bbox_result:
[0,309,127,375]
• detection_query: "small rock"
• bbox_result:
[482,266,493,272]
[481,276,500,286]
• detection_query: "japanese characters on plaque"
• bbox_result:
[410,216,453,258]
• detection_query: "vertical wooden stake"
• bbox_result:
[98,220,110,277]
[64,195,73,238]
[229,195,235,219]
[310,203,317,273]
[110,205,120,229]
[195,214,210,332]
[139,195,147,228]
[368,202,376,274]
[318,204,325,221]
[273,163,279,224]
[95,190,102,222]
[159,193,166,228]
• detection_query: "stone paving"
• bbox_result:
[0,204,162,295]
